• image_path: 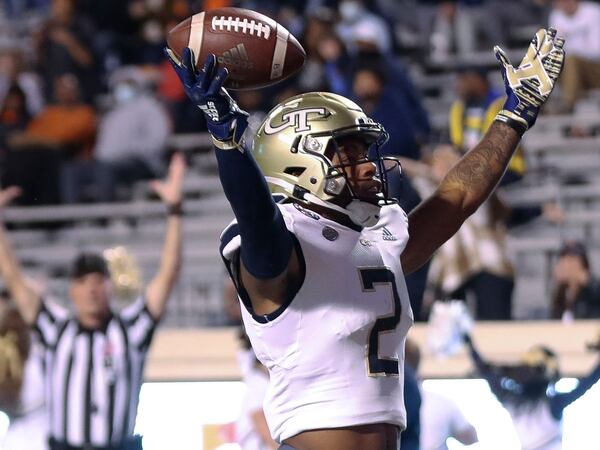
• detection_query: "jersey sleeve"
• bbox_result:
[119,296,158,352]
[32,297,69,348]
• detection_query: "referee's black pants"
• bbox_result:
[48,436,143,450]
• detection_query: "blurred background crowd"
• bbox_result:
[0,0,598,322]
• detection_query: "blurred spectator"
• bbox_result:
[351,61,429,161]
[121,0,179,65]
[9,74,95,155]
[0,292,47,450]
[5,74,96,205]
[62,66,170,203]
[401,146,514,320]
[2,0,51,18]
[0,85,31,158]
[0,49,44,117]
[404,338,478,450]
[33,0,96,102]
[158,56,207,134]
[79,0,137,75]
[235,89,266,139]
[465,334,600,450]
[450,67,525,185]
[0,296,31,418]
[484,0,551,48]
[418,0,488,61]
[298,9,338,92]
[549,0,600,112]
[236,328,278,450]
[551,241,600,321]
[401,339,422,450]
[336,0,392,55]
[417,0,547,61]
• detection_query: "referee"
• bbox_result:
[0,154,185,450]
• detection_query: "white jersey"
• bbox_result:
[221,202,413,443]
[507,401,562,450]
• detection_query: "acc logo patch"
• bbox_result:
[294,203,320,221]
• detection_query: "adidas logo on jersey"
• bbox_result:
[382,227,396,241]
[218,44,253,69]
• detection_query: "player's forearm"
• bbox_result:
[438,121,520,217]
[557,357,600,408]
[157,214,183,288]
[63,39,93,67]
[0,225,39,323]
[145,214,182,319]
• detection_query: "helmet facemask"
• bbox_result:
[323,127,400,207]
[296,124,401,227]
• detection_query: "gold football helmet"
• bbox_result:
[251,92,399,226]
[521,346,559,381]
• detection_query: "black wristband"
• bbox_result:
[167,202,184,216]
[495,114,527,137]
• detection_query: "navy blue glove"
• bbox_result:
[166,47,249,149]
[494,28,565,136]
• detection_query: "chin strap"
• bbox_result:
[265,177,382,227]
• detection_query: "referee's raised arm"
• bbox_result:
[0,186,41,325]
[144,152,185,321]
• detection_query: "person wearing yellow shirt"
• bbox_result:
[450,67,526,185]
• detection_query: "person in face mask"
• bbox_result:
[113,80,140,105]
[352,64,423,161]
[60,66,171,203]
[336,0,392,55]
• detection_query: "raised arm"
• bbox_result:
[463,334,513,404]
[402,28,565,274]
[549,355,600,419]
[166,49,298,314]
[144,153,185,320]
[0,187,41,324]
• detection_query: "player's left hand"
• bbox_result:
[494,28,565,135]
[150,152,186,206]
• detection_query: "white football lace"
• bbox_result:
[211,16,271,40]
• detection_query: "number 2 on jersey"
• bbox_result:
[358,267,402,377]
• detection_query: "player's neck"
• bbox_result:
[300,201,362,232]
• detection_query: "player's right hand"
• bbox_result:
[166,47,249,149]
[494,28,565,135]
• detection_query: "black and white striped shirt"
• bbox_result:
[34,296,157,447]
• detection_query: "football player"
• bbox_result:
[167,28,564,450]
[465,335,600,450]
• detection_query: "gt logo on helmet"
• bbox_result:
[264,107,328,135]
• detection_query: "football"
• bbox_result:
[167,7,306,90]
